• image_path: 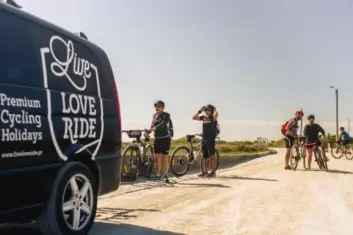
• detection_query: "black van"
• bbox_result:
[0,3,122,235]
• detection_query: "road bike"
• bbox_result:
[330,141,353,160]
[289,135,306,170]
[170,134,220,177]
[121,129,155,180]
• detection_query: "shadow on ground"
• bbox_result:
[0,224,39,235]
[0,222,186,235]
[217,175,278,181]
[96,207,160,222]
[90,222,186,235]
[120,152,274,186]
[173,182,230,188]
[329,169,353,174]
[297,168,353,174]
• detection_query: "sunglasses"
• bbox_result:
[206,109,213,112]
[155,105,163,108]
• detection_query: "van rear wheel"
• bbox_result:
[37,162,98,235]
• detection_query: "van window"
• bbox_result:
[0,11,42,88]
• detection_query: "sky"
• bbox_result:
[17,0,353,141]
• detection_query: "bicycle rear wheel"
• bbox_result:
[331,144,343,159]
[121,145,140,179]
[344,145,353,160]
[170,146,191,177]
[200,148,220,173]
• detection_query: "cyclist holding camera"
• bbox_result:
[193,104,219,177]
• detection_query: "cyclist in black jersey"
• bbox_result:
[193,104,218,177]
[149,100,172,182]
[303,114,327,170]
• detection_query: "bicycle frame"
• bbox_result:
[122,130,154,162]
[188,134,221,163]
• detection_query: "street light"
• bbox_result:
[329,86,339,138]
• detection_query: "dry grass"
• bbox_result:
[122,137,269,156]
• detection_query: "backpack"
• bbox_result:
[215,121,220,137]
[168,118,174,138]
[281,118,297,135]
[281,121,289,135]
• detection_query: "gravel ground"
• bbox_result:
[3,148,353,235]
[91,148,353,235]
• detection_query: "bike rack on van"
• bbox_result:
[0,0,22,9]
[74,32,88,40]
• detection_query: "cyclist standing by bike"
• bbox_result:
[149,100,172,183]
[303,114,327,170]
[282,111,304,170]
[193,104,218,177]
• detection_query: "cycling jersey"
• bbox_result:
[303,123,325,142]
[151,112,172,138]
[340,131,350,141]
[198,115,217,140]
[285,118,299,136]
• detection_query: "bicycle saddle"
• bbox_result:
[186,135,195,139]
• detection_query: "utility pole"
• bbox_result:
[348,118,351,135]
[330,86,339,139]
[300,108,303,136]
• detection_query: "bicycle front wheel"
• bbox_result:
[290,145,299,171]
[122,145,141,177]
[331,144,343,159]
[200,148,220,173]
[300,145,306,170]
[144,144,155,178]
[170,146,191,177]
[316,148,328,172]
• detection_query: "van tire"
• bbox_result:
[37,162,98,235]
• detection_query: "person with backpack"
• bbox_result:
[281,110,304,170]
[193,104,219,177]
[149,100,173,183]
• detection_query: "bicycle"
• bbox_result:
[311,136,328,172]
[289,135,306,170]
[121,129,155,180]
[169,134,220,177]
[330,141,353,160]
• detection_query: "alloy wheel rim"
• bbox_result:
[62,174,94,231]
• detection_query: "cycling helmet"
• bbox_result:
[340,126,345,130]
[307,114,315,120]
[295,110,304,117]
[205,104,215,111]
[154,100,165,107]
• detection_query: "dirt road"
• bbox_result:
[91,148,353,235]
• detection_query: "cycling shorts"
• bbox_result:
[202,138,215,159]
[284,135,294,148]
[305,140,321,149]
[154,137,171,155]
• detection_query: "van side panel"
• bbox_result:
[0,5,122,218]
